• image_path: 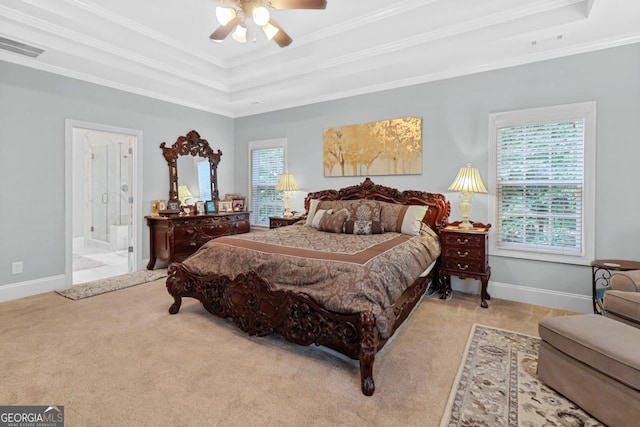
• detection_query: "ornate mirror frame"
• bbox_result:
[160,130,222,206]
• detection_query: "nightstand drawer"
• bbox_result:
[442,259,486,274]
[269,216,302,229]
[442,232,485,248]
[442,247,484,261]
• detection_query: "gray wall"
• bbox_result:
[0,61,235,286]
[1,43,639,306]
[235,43,640,301]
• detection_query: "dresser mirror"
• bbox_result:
[160,130,222,208]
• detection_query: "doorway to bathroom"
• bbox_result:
[68,122,141,285]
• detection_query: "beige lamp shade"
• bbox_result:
[275,172,298,192]
[448,164,488,193]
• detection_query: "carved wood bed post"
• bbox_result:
[358,311,377,396]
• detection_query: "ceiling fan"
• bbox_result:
[210,0,327,48]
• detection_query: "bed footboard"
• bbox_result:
[166,262,379,395]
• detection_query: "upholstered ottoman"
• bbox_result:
[537,314,640,427]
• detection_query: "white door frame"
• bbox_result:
[64,119,143,286]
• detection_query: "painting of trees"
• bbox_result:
[323,117,422,176]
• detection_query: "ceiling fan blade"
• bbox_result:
[269,19,293,47]
[209,16,241,42]
[268,0,327,9]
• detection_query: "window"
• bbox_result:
[249,139,286,226]
[196,159,211,201]
[488,102,595,264]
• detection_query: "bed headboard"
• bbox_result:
[304,178,451,231]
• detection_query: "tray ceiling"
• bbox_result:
[1,0,638,117]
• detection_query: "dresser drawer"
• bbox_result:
[147,212,251,269]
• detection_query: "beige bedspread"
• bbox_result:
[182,223,441,337]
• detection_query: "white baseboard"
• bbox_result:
[451,279,593,313]
[1,273,594,314]
[0,275,68,303]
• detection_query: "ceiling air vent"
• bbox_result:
[0,36,45,58]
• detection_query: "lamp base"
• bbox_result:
[458,219,473,230]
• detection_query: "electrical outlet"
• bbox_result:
[11,261,23,275]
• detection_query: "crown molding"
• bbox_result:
[56,0,227,68]
[0,51,236,117]
[1,3,230,92]
[229,0,590,92]
[226,0,435,68]
[234,33,640,117]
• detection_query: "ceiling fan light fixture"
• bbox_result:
[210,16,242,42]
[252,6,270,26]
[215,7,236,25]
[232,24,247,43]
[262,23,280,41]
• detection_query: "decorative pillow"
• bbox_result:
[380,203,428,236]
[305,199,320,226]
[306,199,345,226]
[312,208,349,233]
[345,200,381,222]
[344,220,384,235]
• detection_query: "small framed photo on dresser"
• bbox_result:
[205,200,216,214]
[232,198,245,212]
[218,200,232,213]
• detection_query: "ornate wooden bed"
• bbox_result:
[166,178,450,395]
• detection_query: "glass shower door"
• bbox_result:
[90,144,109,244]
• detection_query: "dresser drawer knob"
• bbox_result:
[457,263,469,271]
[457,251,469,258]
[456,237,469,244]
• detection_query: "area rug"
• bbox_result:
[57,270,167,300]
[440,324,603,427]
[72,253,106,271]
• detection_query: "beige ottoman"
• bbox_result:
[537,314,640,427]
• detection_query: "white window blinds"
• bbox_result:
[496,120,584,255]
[250,144,284,226]
[196,159,211,201]
[489,101,595,264]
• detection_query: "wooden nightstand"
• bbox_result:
[269,216,302,229]
[439,221,492,308]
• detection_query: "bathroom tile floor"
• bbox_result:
[73,242,129,285]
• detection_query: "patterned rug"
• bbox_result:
[440,324,603,427]
[57,270,167,300]
[72,254,106,271]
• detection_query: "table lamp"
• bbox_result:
[275,172,298,217]
[178,185,193,206]
[448,163,487,230]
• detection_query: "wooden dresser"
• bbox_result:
[145,212,250,269]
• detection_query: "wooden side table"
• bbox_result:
[439,221,492,308]
[269,216,302,229]
[591,259,640,314]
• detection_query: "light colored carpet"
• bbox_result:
[0,280,578,426]
[72,254,106,271]
[440,324,602,426]
[56,270,167,300]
